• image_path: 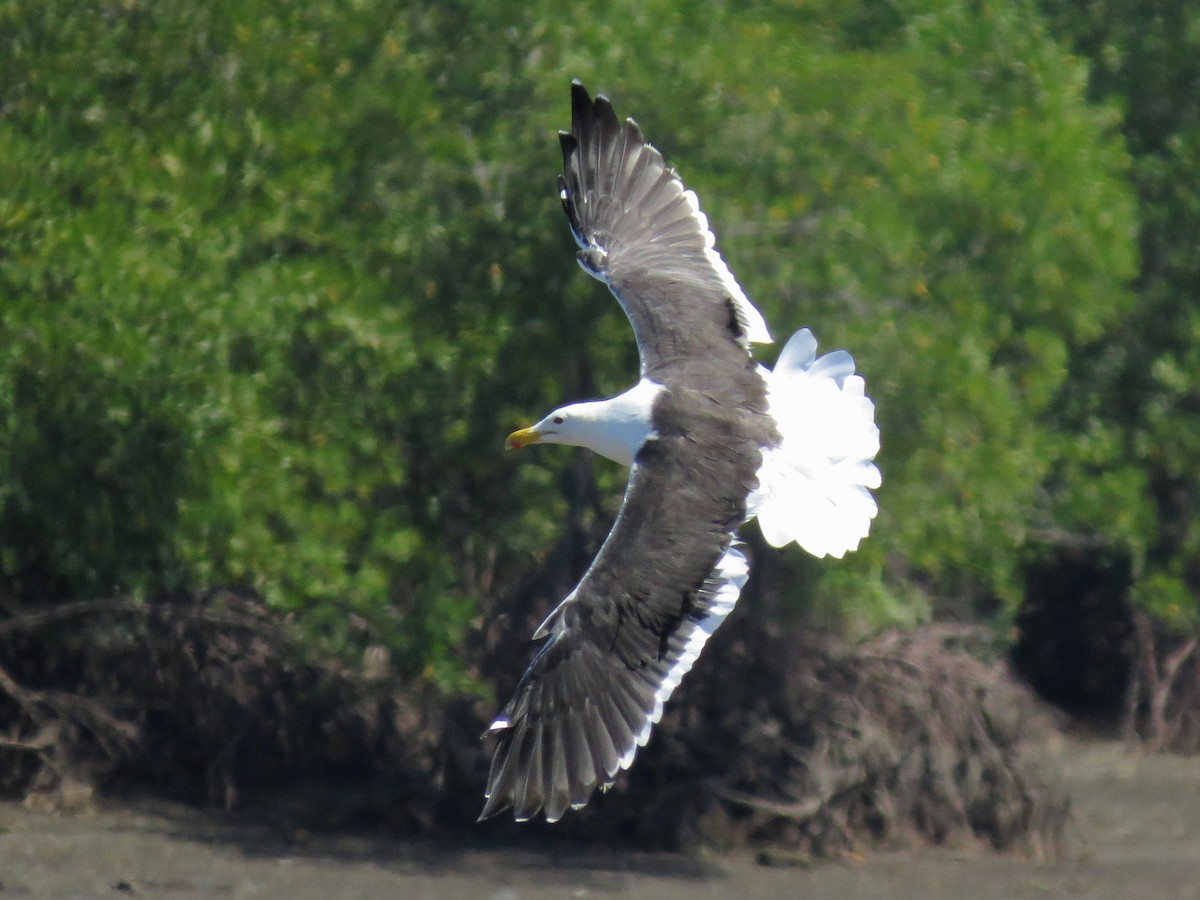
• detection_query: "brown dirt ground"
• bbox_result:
[1,736,1199,900]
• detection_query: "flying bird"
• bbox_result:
[480,81,881,823]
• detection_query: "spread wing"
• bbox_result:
[480,81,780,824]
[558,80,772,377]
[480,412,762,822]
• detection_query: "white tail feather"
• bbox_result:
[751,329,881,558]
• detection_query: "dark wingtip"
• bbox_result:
[558,173,584,241]
[480,716,512,741]
[570,79,592,113]
[569,81,622,144]
[592,93,619,133]
[558,130,577,170]
[477,799,498,823]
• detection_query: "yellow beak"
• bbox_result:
[505,426,542,451]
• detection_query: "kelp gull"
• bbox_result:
[480,81,881,823]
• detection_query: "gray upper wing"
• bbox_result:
[480,403,764,822]
[557,81,772,376]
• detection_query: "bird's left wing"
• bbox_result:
[557,81,772,377]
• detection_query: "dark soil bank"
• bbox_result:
[2,737,1199,899]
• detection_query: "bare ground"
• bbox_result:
[1,736,1199,900]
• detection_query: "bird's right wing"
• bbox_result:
[480,424,758,823]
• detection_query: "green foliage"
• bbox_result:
[0,0,572,680]
[0,0,1152,685]
[1038,0,1200,632]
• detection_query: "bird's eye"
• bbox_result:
[552,415,565,425]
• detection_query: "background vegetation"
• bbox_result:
[0,0,1195,715]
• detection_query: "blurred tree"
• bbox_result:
[0,0,579,685]
[1038,0,1200,632]
[0,0,1141,689]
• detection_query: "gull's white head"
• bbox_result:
[505,381,662,468]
